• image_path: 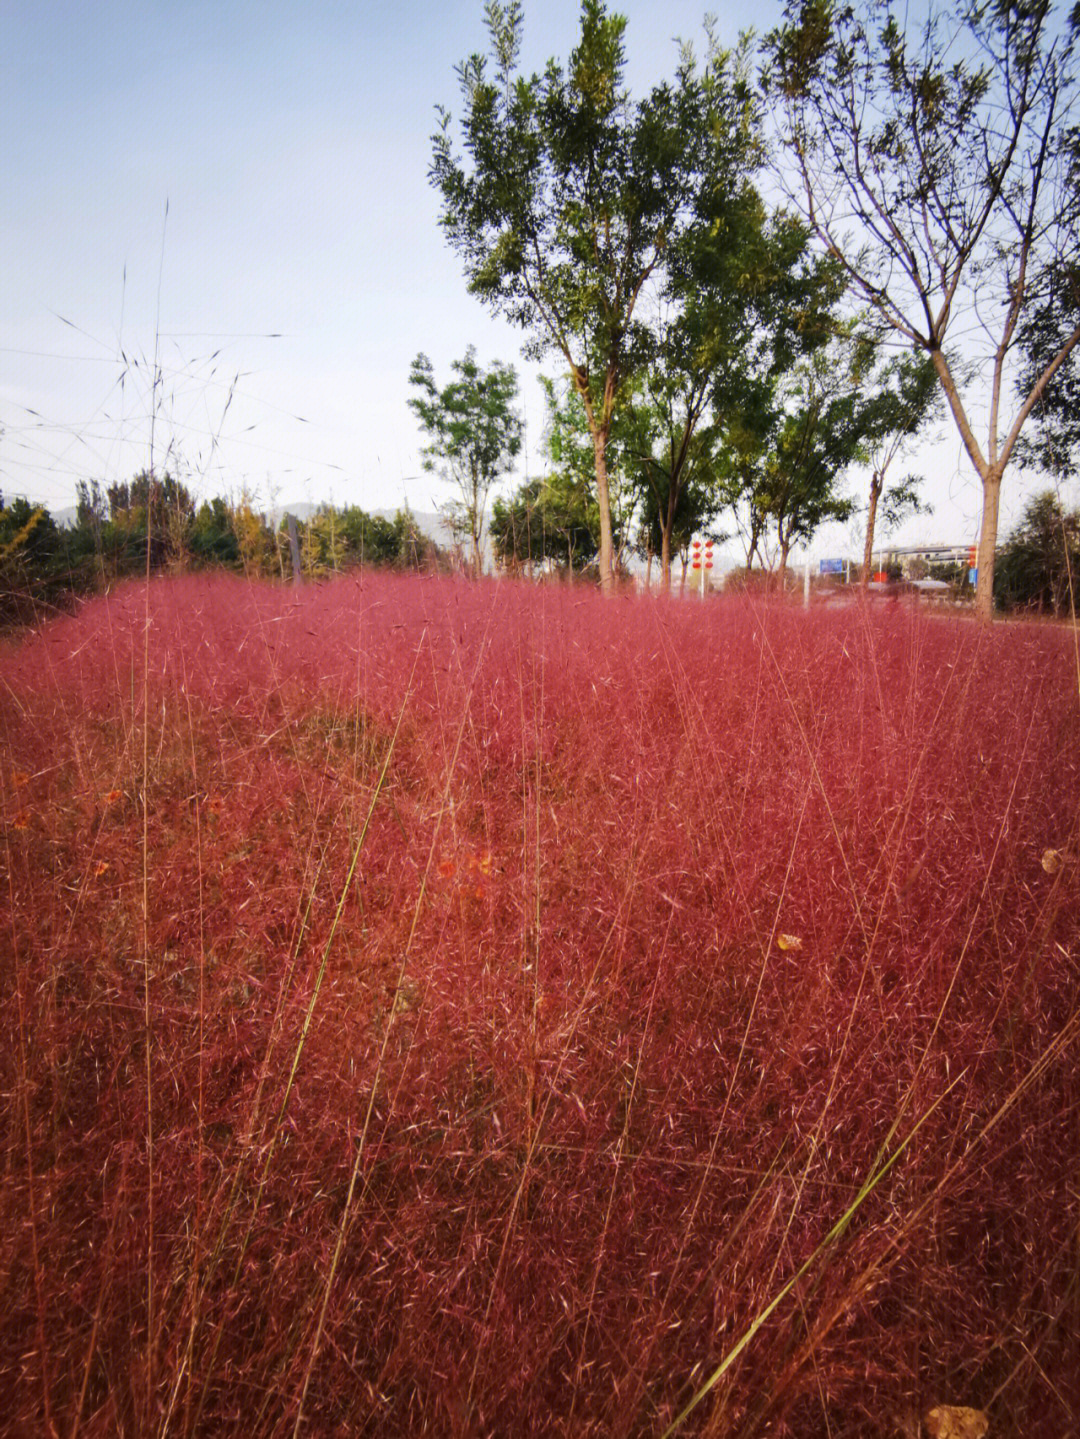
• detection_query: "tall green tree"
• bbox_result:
[540,375,639,572]
[190,498,240,569]
[753,345,859,577]
[639,204,843,590]
[856,348,939,586]
[408,348,521,577]
[995,489,1080,613]
[106,469,195,572]
[431,0,762,592]
[715,328,920,576]
[765,0,1080,619]
[490,471,600,573]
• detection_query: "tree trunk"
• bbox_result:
[286,514,302,586]
[593,430,615,594]
[777,537,790,588]
[927,349,1002,621]
[975,472,1002,622]
[660,523,672,594]
[862,474,882,589]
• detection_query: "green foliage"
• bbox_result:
[855,345,940,577]
[764,0,1080,617]
[190,498,241,569]
[432,0,765,589]
[297,505,349,577]
[286,506,437,580]
[629,205,844,586]
[0,494,73,625]
[995,489,1080,614]
[1018,258,1080,478]
[754,349,860,568]
[331,506,412,567]
[408,348,521,575]
[100,470,196,571]
[490,472,600,572]
[540,376,639,556]
[713,327,937,574]
[0,482,442,630]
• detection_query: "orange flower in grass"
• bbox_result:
[93,860,111,878]
[104,789,122,806]
[437,847,497,904]
[12,771,30,789]
[11,808,31,831]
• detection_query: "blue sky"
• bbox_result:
[0,0,1033,555]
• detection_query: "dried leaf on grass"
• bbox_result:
[924,1405,989,1439]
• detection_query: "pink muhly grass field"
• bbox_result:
[1,570,1078,1438]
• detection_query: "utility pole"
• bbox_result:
[286,514,302,586]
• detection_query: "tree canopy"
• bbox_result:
[995,488,1080,613]
[764,0,1080,619]
[408,348,521,577]
[431,0,764,592]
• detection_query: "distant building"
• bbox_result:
[879,543,973,573]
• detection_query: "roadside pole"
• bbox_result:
[691,538,714,600]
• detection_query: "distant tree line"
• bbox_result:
[994,491,1080,617]
[2,474,1073,626]
[429,0,1080,620]
[0,475,441,628]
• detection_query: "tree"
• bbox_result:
[540,375,639,572]
[749,343,861,577]
[298,505,349,577]
[713,326,910,575]
[854,348,940,585]
[432,0,762,592]
[75,479,107,535]
[408,348,521,578]
[334,505,413,568]
[637,180,846,591]
[190,498,240,569]
[1017,258,1080,476]
[630,412,727,588]
[490,471,601,573]
[106,469,195,572]
[0,495,66,624]
[994,488,1080,612]
[765,0,1080,619]
[229,490,273,578]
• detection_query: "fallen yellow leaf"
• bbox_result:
[924,1405,988,1439]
